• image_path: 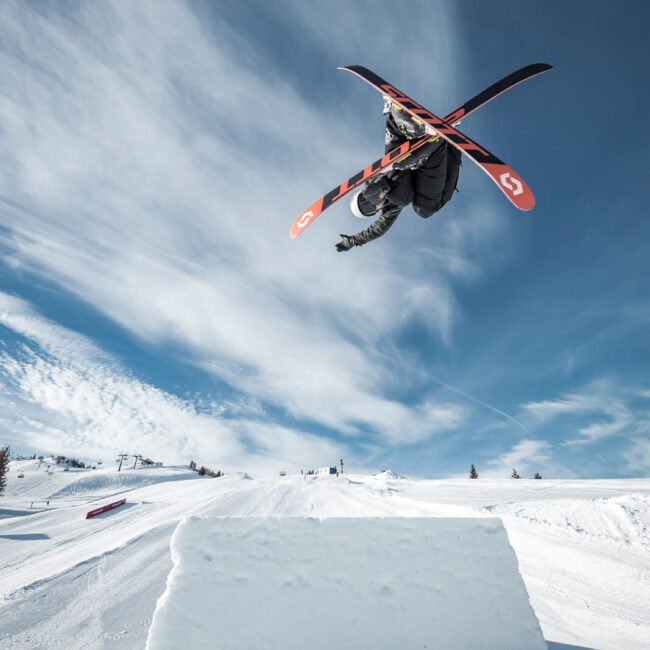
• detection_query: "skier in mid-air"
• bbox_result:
[290,64,548,241]
[335,98,461,252]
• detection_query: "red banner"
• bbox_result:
[86,498,126,519]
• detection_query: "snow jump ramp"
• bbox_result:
[147,517,546,650]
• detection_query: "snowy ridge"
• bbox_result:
[371,468,406,479]
[48,468,199,499]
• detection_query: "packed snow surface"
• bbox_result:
[1,459,649,649]
[147,516,546,650]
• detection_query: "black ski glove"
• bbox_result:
[335,234,357,252]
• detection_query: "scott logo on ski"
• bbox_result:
[499,173,524,196]
[295,210,314,230]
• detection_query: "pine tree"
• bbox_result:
[511,468,521,479]
[0,446,10,496]
[534,472,542,479]
[469,464,478,479]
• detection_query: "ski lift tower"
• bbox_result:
[117,453,129,472]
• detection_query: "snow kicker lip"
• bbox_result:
[147,516,547,650]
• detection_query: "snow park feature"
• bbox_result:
[85,498,126,519]
[1,459,649,649]
[146,517,546,650]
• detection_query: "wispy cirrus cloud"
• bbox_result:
[472,380,650,478]
[521,394,605,421]
[483,439,553,478]
[0,292,344,473]
[475,379,650,478]
[621,437,650,473]
[521,378,648,444]
[0,1,484,449]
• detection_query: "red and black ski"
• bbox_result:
[340,65,538,210]
[290,63,550,239]
[290,136,434,238]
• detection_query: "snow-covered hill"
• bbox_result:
[1,460,649,649]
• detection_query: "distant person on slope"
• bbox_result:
[335,98,461,252]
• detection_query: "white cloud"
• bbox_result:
[576,416,631,440]
[0,292,344,472]
[522,380,640,443]
[621,437,650,473]
[0,2,499,447]
[484,439,553,478]
[521,394,604,421]
[0,292,470,472]
[0,292,112,365]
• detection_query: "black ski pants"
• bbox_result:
[387,141,461,218]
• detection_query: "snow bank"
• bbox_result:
[3,460,201,503]
[485,493,650,551]
[372,468,406,479]
[487,493,650,649]
[147,517,546,650]
[48,468,198,498]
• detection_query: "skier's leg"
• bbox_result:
[351,175,391,218]
[385,169,414,209]
[351,169,413,218]
[412,143,448,218]
[440,146,461,206]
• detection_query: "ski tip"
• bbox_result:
[484,164,536,211]
[291,199,324,238]
[510,186,536,211]
[338,65,367,75]
[519,194,536,211]
[513,187,535,211]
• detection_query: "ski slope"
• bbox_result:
[1,460,649,649]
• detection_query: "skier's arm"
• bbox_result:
[335,115,407,252]
[352,208,400,245]
[335,207,401,252]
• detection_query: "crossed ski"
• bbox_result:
[290,63,551,239]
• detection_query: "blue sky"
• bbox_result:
[0,0,648,478]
